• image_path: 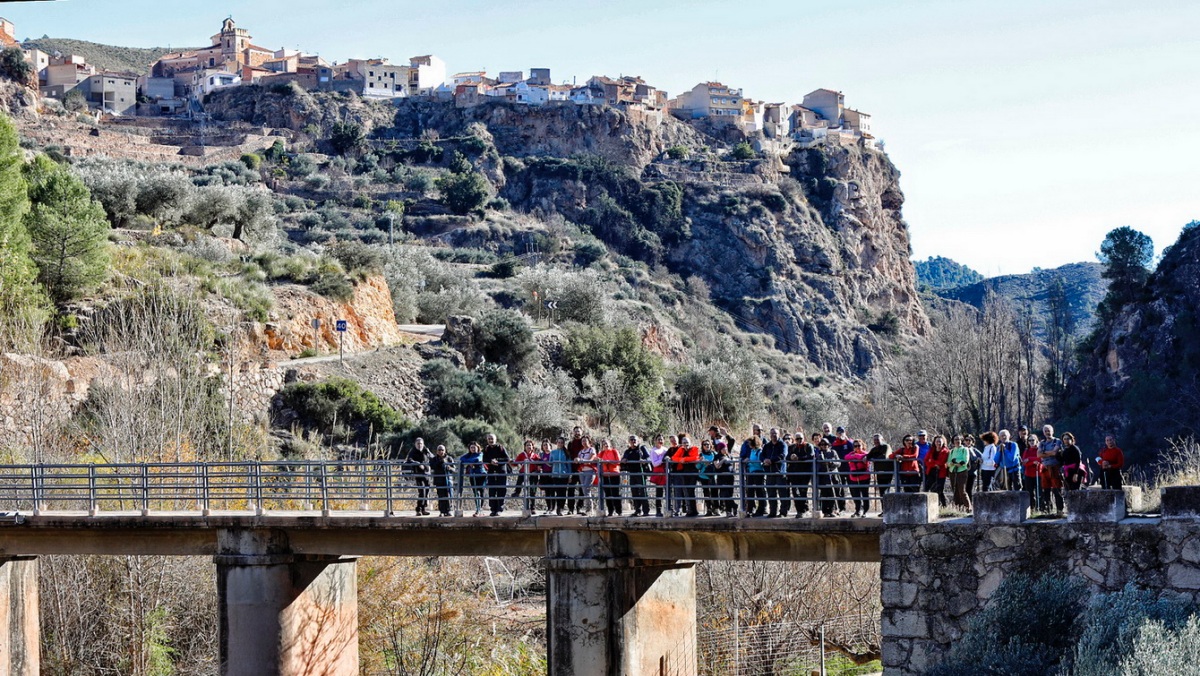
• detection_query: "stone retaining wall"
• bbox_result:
[881,490,1200,674]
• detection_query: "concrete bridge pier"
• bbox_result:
[215,529,358,676]
[0,557,38,676]
[546,530,697,676]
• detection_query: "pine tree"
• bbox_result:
[0,112,47,348]
[23,155,111,304]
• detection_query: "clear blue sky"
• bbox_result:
[7,0,1200,276]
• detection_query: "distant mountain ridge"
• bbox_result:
[932,261,1107,340]
[22,38,199,74]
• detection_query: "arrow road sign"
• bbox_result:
[544,301,558,310]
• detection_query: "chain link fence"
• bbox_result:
[698,614,880,676]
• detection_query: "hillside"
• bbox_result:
[934,262,1106,340]
[914,255,983,291]
[22,38,199,74]
[1063,224,1200,462]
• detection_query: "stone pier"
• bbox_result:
[0,557,37,676]
[215,529,358,676]
[546,530,697,676]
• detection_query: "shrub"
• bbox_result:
[562,326,665,431]
[473,309,535,377]
[1120,615,1200,676]
[926,573,1087,676]
[277,377,409,445]
[673,340,764,427]
[436,170,490,215]
[487,256,521,279]
[573,239,607,267]
[263,139,287,163]
[329,121,365,156]
[730,142,756,160]
[514,265,608,325]
[239,153,262,171]
[311,271,355,302]
[420,359,514,430]
[514,372,573,438]
[666,145,689,160]
[330,240,386,275]
[1072,585,1197,676]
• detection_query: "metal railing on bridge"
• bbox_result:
[0,457,949,518]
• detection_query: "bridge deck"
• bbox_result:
[0,511,882,561]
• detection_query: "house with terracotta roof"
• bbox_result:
[151,18,272,81]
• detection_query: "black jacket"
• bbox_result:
[405,446,432,475]
[430,454,454,479]
[761,439,787,472]
[620,446,650,475]
[482,444,510,474]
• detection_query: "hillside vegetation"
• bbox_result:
[22,38,199,74]
[914,255,983,291]
[936,262,1106,340]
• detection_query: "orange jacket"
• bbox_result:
[597,448,621,475]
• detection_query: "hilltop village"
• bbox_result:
[11,16,875,149]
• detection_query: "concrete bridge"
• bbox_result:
[0,508,880,675]
[2,461,1196,675]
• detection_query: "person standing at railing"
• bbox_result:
[430,444,455,517]
[743,436,766,516]
[1061,433,1087,492]
[513,439,539,514]
[576,437,598,515]
[460,443,486,517]
[1097,435,1125,490]
[1020,433,1042,511]
[816,437,840,517]
[621,435,651,517]
[712,440,735,516]
[696,439,717,516]
[482,433,510,517]
[1037,425,1065,515]
[831,427,854,514]
[979,431,1000,492]
[890,435,921,493]
[761,428,787,518]
[947,434,972,512]
[785,431,815,518]
[547,437,571,516]
[995,429,1023,490]
[404,437,433,516]
[964,434,982,498]
[648,435,669,517]
[922,435,950,507]
[867,434,893,497]
[597,439,622,517]
[844,439,872,518]
[566,426,586,514]
[671,434,701,517]
[531,440,553,515]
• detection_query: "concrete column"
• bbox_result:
[0,557,38,676]
[546,530,696,676]
[215,529,357,676]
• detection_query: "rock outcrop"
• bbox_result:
[1064,224,1200,460]
[247,274,405,357]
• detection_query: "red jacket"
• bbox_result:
[1099,446,1124,470]
[924,445,949,479]
[1021,447,1042,478]
[597,448,621,475]
[890,446,920,474]
[671,445,700,472]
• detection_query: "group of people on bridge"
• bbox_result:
[397,423,1127,518]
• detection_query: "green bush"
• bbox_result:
[311,271,355,302]
[0,47,34,87]
[927,573,1087,676]
[666,145,689,160]
[329,240,385,275]
[420,359,514,433]
[473,309,535,377]
[573,239,607,267]
[239,153,262,171]
[1073,585,1197,676]
[1120,615,1200,675]
[563,326,665,431]
[329,121,365,156]
[487,256,521,279]
[730,142,756,160]
[278,377,409,445]
[436,170,490,215]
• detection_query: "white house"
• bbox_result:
[408,55,446,94]
[362,62,410,98]
[669,81,743,122]
[194,69,241,97]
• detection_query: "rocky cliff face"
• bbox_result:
[247,274,405,356]
[206,88,707,170]
[501,142,928,376]
[1064,225,1200,461]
